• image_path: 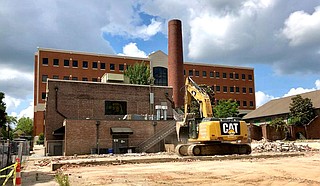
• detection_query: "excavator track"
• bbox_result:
[176,142,251,156]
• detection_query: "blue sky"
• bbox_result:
[1,0,320,119]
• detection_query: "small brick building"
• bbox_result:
[45,79,174,156]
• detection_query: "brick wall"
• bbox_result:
[64,119,174,155]
[44,80,173,147]
[261,124,285,141]
[248,124,262,141]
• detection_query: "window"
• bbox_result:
[83,61,88,68]
[230,87,234,93]
[42,75,48,83]
[189,70,193,76]
[249,88,253,93]
[229,73,234,79]
[223,86,227,93]
[250,101,254,107]
[210,71,214,77]
[72,60,78,67]
[242,87,247,93]
[248,74,253,80]
[53,75,59,79]
[153,67,168,86]
[236,87,240,93]
[216,86,220,92]
[202,71,207,77]
[223,73,227,79]
[92,62,98,69]
[243,101,247,107]
[184,70,186,76]
[242,74,246,80]
[53,59,59,66]
[63,76,69,80]
[195,70,199,77]
[100,63,106,70]
[82,77,88,81]
[64,59,69,67]
[92,78,98,82]
[237,101,241,107]
[105,101,127,115]
[235,73,239,79]
[42,58,48,65]
[72,77,78,80]
[215,72,220,78]
[41,92,46,100]
[110,63,115,71]
[119,64,124,71]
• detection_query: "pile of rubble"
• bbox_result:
[252,141,316,153]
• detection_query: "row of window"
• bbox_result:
[41,91,255,108]
[213,100,254,108]
[184,70,253,81]
[42,58,125,71]
[213,86,254,94]
[42,74,253,94]
[42,75,100,82]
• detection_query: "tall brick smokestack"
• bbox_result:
[168,19,184,108]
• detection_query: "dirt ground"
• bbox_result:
[20,142,320,186]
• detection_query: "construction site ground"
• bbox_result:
[21,140,320,186]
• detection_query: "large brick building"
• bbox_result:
[34,48,256,136]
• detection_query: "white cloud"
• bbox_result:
[3,95,21,110]
[255,91,276,107]
[118,43,148,58]
[0,68,33,81]
[101,2,163,41]
[281,6,320,47]
[283,87,316,97]
[316,80,320,89]
[16,101,33,119]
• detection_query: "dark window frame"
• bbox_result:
[105,101,127,115]
[82,61,88,68]
[92,62,98,69]
[110,63,115,71]
[53,59,59,66]
[100,63,106,70]
[202,71,207,77]
[42,58,48,65]
[72,60,78,67]
[119,64,124,71]
[42,75,48,83]
[64,59,70,67]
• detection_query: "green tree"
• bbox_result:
[269,117,288,132]
[289,95,315,126]
[124,62,153,85]
[213,99,239,118]
[1,116,17,139]
[0,92,7,128]
[15,117,33,136]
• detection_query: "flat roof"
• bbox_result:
[36,47,150,61]
[184,62,254,70]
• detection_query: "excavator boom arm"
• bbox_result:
[184,77,213,118]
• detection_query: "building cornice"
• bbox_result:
[37,47,150,61]
[184,62,254,70]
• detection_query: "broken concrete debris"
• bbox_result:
[252,141,317,153]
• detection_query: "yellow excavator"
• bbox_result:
[175,77,251,156]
